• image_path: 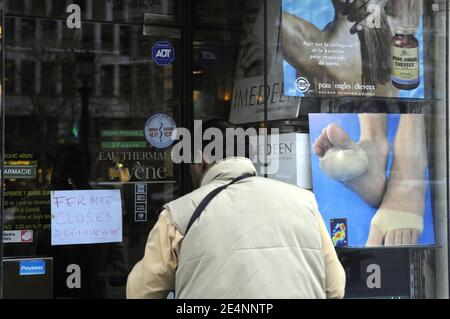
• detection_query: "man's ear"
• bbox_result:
[193,149,203,164]
[200,157,210,174]
[194,149,213,175]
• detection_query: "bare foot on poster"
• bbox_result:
[366,115,427,246]
[313,120,389,207]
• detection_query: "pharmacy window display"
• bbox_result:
[213,0,448,298]
[227,0,445,244]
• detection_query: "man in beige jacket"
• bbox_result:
[127,120,346,299]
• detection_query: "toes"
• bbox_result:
[385,229,419,246]
[317,129,332,147]
[314,123,356,157]
[394,229,403,245]
[313,129,332,157]
[325,123,356,149]
[366,225,384,246]
[401,229,412,244]
[385,231,395,246]
[411,229,420,244]
[386,230,406,246]
[313,143,325,157]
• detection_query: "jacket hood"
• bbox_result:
[200,157,257,187]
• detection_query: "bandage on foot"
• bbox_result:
[319,146,369,182]
[370,209,424,238]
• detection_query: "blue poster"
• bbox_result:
[309,113,435,246]
[282,0,425,99]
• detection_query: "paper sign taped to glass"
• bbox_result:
[309,113,435,246]
[229,0,301,124]
[50,189,123,246]
[282,0,425,99]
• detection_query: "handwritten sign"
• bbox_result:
[51,190,123,246]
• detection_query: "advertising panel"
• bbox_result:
[282,0,424,99]
[309,113,434,246]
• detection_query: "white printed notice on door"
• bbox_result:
[51,190,122,246]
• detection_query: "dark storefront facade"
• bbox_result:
[0,0,449,299]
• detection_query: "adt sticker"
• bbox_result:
[20,260,46,276]
[152,41,175,66]
[145,113,176,149]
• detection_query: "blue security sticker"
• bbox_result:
[152,41,175,66]
[145,113,176,149]
[19,260,46,276]
[198,47,218,66]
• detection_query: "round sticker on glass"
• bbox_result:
[145,113,176,149]
[295,77,310,93]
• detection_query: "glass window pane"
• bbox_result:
[6,0,175,23]
[2,3,182,299]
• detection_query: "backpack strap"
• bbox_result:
[185,173,254,235]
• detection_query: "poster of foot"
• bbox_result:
[282,0,425,99]
[309,113,435,246]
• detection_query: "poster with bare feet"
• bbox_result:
[309,113,435,246]
[282,0,425,99]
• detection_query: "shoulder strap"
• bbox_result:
[185,173,254,235]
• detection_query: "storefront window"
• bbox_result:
[0,0,4,298]
[1,0,182,298]
[192,0,449,299]
[4,0,175,23]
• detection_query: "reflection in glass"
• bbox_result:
[3,3,181,299]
